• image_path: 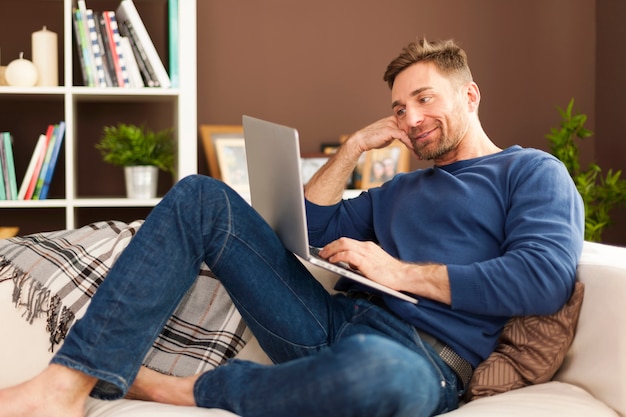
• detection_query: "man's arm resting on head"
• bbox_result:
[304,116,410,205]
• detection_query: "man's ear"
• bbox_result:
[466,82,481,113]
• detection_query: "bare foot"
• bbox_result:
[126,366,198,407]
[0,364,96,417]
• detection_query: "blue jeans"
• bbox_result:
[52,175,461,417]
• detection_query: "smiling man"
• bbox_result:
[0,38,583,417]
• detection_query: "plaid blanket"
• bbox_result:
[0,220,251,377]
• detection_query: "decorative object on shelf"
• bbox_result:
[5,52,38,87]
[199,124,244,180]
[124,165,158,199]
[0,49,7,86]
[0,226,19,239]
[360,139,410,189]
[96,123,175,199]
[32,26,58,87]
[546,98,626,242]
[214,137,249,198]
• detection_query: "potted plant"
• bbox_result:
[546,99,626,242]
[96,123,175,199]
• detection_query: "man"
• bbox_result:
[0,38,583,417]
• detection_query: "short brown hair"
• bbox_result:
[383,38,473,89]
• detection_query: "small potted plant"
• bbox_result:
[96,123,175,199]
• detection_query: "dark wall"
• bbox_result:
[596,0,626,245]
[196,0,625,245]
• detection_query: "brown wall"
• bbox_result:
[596,0,626,245]
[197,0,626,246]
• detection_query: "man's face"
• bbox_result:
[391,62,470,162]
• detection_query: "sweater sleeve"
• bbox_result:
[447,157,584,317]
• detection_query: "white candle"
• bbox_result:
[32,26,58,87]
[5,52,38,87]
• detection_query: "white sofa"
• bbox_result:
[1,241,625,417]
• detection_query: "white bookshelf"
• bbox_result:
[0,0,197,232]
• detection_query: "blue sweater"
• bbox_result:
[306,146,584,367]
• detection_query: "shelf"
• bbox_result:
[0,198,161,208]
[0,0,197,231]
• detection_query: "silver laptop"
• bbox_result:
[242,115,417,304]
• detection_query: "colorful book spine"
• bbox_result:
[116,0,171,88]
[96,13,117,87]
[1,132,17,200]
[32,124,59,200]
[0,137,6,200]
[17,134,47,200]
[72,10,90,87]
[24,125,53,200]
[76,1,97,87]
[119,36,144,87]
[85,9,107,87]
[93,11,115,86]
[38,121,66,200]
[119,19,158,87]
[105,11,130,88]
[168,0,179,88]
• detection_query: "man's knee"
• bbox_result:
[332,335,440,416]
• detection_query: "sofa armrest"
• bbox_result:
[0,281,56,388]
[554,241,626,416]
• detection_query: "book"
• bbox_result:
[32,124,59,199]
[119,19,159,87]
[120,36,144,87]
[72,10,88,86]
[116,0,171,88]
[85,8,107,87]
[1,132,17,200]
[0,137,6,200]
[77,1,98,87]
[104,11,130,87]
[98,11,120,86]
[168,0,179,88]
[94,11,116,86]
[73,9,95,87]
[38,121,66,200]
[24,125,53,200]
[17,134,47,200]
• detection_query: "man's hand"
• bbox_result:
[304,116,411,205]
[318,237,452,305]
[349,116,412,154]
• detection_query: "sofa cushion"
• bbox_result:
[465,281,584,401]
[554,241,626,417]
[444,382,618,417]
[84,398,239,417]
[0,221,250,378]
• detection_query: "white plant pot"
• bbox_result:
[124,166,158,199]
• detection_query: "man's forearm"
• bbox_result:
[304,139,363,205]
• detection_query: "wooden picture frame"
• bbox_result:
[214,137,249,197]
[360,140,410,189]
[200,125,244,180]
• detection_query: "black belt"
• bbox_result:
[347,291,473,388]
[417,330,473,389]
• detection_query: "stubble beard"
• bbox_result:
[410,123,460,161]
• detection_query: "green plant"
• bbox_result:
[96,123,175,175]
[546,99,626,242]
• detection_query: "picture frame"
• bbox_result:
[214,137,250,197]
[360,140,410,189]
[199,124,244,180]
[300,154,329,184]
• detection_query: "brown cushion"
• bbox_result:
[465,281,585,401]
